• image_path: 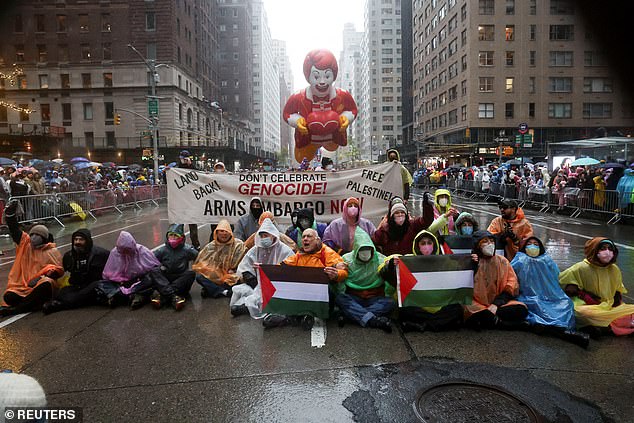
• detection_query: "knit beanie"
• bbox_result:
[28,225,49,240]
[390,203,407,216]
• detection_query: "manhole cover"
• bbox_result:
[414,382,541,423]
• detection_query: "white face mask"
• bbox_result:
[394,215,406,225]
[357,249,373,262]
[260,237,273,248]
[481,243,495,257]
[438,198,448,207]
[597,249,614,264]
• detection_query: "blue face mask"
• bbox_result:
[260,237,273,248]
[461,226,474,236]
[525,245,541,257]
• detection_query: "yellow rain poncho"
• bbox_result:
[192,220,245,286]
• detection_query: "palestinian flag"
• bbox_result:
[258,265,330,319]
[397,255,474,308]
[444,235,504,256]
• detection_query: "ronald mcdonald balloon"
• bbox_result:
[283,49,358,163]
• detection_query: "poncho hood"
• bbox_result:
[434,188,452,209]
[342,197,361,224]
[296,208,315,228]
[213,219,234,244]
[519,236,546,256]
[584,237,618,266]
[412,229,441,255]
[255,218,280,248]
[386,148,400,161]
[455,212,479,235]
[72,228,93,252]
[472,230,495,255]
[341,227,386,291]
[103,231,160,282]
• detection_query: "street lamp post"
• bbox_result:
[128,44,165,183]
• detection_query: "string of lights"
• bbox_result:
[0,100,33,114]
[0,66,24,86]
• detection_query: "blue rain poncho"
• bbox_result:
[511,247,575,330]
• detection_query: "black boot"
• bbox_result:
[42,300,64,315]
[368,316,392,333]
[559,330,590,349]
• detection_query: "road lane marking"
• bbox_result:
[311,317,327,348]
[0,313,29,329]
[412,194,634,251]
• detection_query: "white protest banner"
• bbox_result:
[167,162,403,224]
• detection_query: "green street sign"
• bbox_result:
[140,130,152,136]
[148,99,159,117]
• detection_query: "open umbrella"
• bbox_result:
[0,157,16,166]
[505,159,522,166]
[534,162,548,167]
[168,162,177,168]
[70,157,89,164]
[599,162,625,169]
[101,162,116,169]
[571,157,600,166]
[128,164,142,171]
[51,158,64,164]
[13,151,32,157]
[32,160,56,171]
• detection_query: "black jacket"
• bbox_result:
[63,229,110,287]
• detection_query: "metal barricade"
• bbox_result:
[88,188,122,215]
[55,190,97,222]
[152,184,167,202]
[133,185,159,207]
[526,186,549,212]
[115,187,139,209]
[7,193,64,227]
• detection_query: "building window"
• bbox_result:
[506,0,515,14]
[529,103,535,117]
[83,103,93,120]
[56,15,67,32]
[62,103,72,124]
[39,74,49,89]
[478,103,494,118]
[549,25,574,41]
[479,0,494,15]
[103,73,113,88]
[529,0,537,14]
[59,44,69,62]
[82,73,92,88]
[146,12,156,31]
[461,105,467,120]
[505,77,514,92]
[505,25,515,41]
[102,43,112,60]
[15,45,24,62]
[461,4,467,21]
[448,86,458,101]
[14,14,23,33]
[548,103,572,118]
[101,13,112,32]
[583,103,612,118]
[478,25,495,41]
[41,104,50,123]
[36,14,46,32]
[461,80,467,96]
[81,44,91,60]
[529,25,536,40]
[461,29,467,46]
[61,74,70,89]
[505,51,514,66]
[529,51,536,66]
[549,51,573,66]
[461,55,467,71]
[583,78,612,93]
[79,14,89,32]
[479,77,494,92]
[550,0,575,15]
[146,43,157,60]
[449,109,458,125]
[16,75,27,90]
[37,45,47,63]
[529,77,536,93]
[505,103,514,118]
[106,131,116,148]
[105,102,114,122]
[549,77,572,92]
[584,51,607,67]
[478,51,493,66]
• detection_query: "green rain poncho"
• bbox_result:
[341,227,387,296]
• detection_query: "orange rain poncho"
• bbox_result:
[487,208,533,260]
[559,237,634,333]
[3,232,63,305]
[192,220,245,286]
[283,243,348,283]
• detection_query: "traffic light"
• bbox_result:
[114,113,121,125]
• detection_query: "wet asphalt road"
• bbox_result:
[0,193,632,422]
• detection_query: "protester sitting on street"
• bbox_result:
[335,228,394,332]
[386,148,413,201]
[559,237,634,338]
[454,212,479,236]
[129,224,198,311]
[323,197,376,254]
[372,198,435,256]
[243,211,297,252]
[230,218,294,317]
[233,197,264,241]
[193,220,245,299]
[510,237,589,348]
[487,199,533,261]
[465,230,528,331]
[262,228,348,329]
[379,230,464,333]
[286,207,328,249]
[0,201,64,316]
[98,231,161,309]
[42,229,110,315]
[428,189,459,237]
[284,208,300,238]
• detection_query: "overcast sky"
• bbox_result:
[264,0,366,90]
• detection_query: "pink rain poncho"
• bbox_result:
[102,231,160,283]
